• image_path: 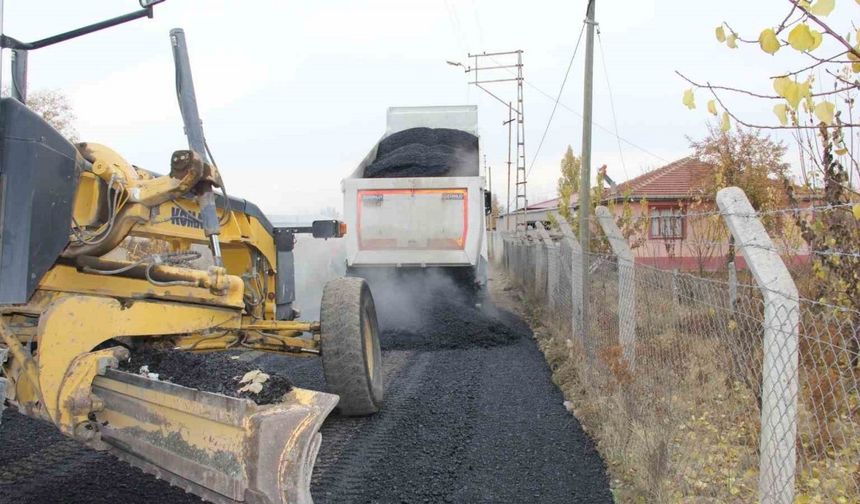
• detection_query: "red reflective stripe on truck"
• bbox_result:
[356,188,468,251]
[462,190,469,249]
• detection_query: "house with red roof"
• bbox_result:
[498,157,812,271]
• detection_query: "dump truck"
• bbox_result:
[0,5,381,504]
[342,105,490,287]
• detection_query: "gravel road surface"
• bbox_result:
[0,273,612,504]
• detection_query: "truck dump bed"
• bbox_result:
[342,105,488,279]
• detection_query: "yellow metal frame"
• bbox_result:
[0,118,350,504]
[1,143,322,445]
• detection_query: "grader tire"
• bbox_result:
[320,277,383,416]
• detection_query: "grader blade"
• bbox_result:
[91,369,337,504]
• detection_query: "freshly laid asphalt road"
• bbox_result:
[0,273,612,504]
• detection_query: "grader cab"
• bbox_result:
[0,4,382,504]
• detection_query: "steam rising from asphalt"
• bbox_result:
[293,236,527,350]
[353,267,471,332]
[293,236,346,320]
[292,234,467,330]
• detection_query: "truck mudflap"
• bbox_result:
[92,369,337,504]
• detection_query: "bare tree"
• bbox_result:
[3,88,79,142]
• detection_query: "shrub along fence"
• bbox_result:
[492,187,859,504]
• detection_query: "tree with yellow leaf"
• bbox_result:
[677,0,859,187]
[556,145,580,226]
[689,123,790,264]
[682,6,860,501]
[552,146,648,254]
[681,0,860,308]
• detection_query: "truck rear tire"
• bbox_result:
[320,277,383,416]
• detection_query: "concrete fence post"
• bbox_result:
[515,232,527,288]
[508,233,517,284]
[528,229,545,300]
[717,187,798,504]
[554,214,586,357]
[536,222,557,315]
[500,233,507,271]
[595,206,636,368]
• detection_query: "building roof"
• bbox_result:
[611,157,712,199]
[521,157,711,213]
[504,156,819,220]
[526,197,563,210]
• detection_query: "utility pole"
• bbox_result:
[488,163,494,230]
[483,154,490,231]
[579,0,596,361]
[448,51,525,232]
[509,51,527,230]
[485,154,493,201]
[505,103,514,232]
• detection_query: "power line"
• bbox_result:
[488,55,670,167]
[526,20,587,178]
[525,78,670,165]
[470,0,485,48]
[443,0,469,54]
[596,29,629,182]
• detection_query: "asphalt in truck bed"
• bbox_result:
[0,273,612,504]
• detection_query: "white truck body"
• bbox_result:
[342,105,488,281]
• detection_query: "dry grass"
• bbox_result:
[506,271,859,504]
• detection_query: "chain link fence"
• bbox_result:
[492,188,859,504]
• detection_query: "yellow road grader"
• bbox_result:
[0,3,382,503]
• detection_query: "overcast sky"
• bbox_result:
[2,0,845,215]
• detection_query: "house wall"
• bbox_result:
[499,199,813,273]
[618,199,811,272]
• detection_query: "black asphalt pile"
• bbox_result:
[379,300,530,351]
[364,127,479,178]
[120,346,292,405]
[368,272,531,350]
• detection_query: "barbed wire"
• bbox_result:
[656,240,860,259]
[574,247,860,315]
[621,235,860,259]
[508,231,860,317]
[635,201,858,220]
[524,201,856,222]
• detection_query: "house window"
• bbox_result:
[649,206,684,239]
